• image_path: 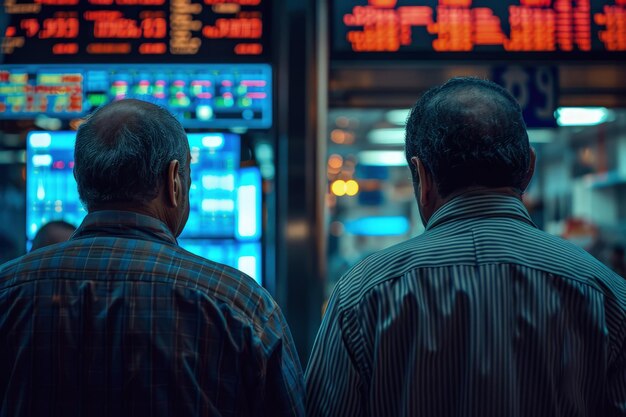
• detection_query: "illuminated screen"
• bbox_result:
[0,64,272,129]
[1,0,269,64]
[177,240,262,283]
[331,0,626,60]
[181,132,241,239]
[26,131,85,244]
[26,131,262,281]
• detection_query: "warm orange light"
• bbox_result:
[234,43,263,55]
[139,42,167,54]
[439,0,472,6]
[204,0,260,4]
[39,17,79,39]
[331,129,346,144]
[345,180,359,196]
[520,0,550,6]
[368,0,397,8]
[203,18,262,39]
[53,43,78,54]
[94,19,142,39]
[86,43,131,54]
[141,18,167,38]
[331,180,347,196]
[328,154,343,169]
[20,19,39,38]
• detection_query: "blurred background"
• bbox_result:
[2,0,626,363]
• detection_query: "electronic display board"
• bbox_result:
[1,0,269,64]
[26,130,263,283]
[0,64,272,128]
[26,131,86,241]
[181,132,240,239]
[177,240,261,283]
[331,0,626,61]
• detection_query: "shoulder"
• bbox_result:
[334,233,437,310]
[482,224,621,288]
[0,238,280,330]
[151,245,290,350]
[333,223,626,312]
[148,243,281,328]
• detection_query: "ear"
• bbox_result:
[520,147,536,192]
[166,160,181,208]
[411,157,433,207]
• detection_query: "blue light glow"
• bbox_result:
[345,216,410,236]
[179,240,261,284]
[32,154,53,167]
[236,167,261,241]
[201,134,224,149]
[29,132,52,148]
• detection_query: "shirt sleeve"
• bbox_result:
[607,320,626,416]
[305,289,365,417]
[261,306,306,417]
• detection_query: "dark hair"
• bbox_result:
[405,77,531,197]
[31,220,76,251]
[74,99,189,210]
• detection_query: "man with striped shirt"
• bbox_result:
[306,78,626,417]
[0,99,304,417]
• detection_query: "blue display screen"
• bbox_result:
[1,64,272,129]
[26,130,262,282]
[26,131,85,243]
[177,240,262,284]
[181,133,240,239]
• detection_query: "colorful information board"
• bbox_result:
[331,0,626,60]
[0,64,272,128]
[1,0,269,63]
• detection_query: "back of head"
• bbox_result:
[405,77,531,197]
[74,99,189,211]
[31,220,76,251]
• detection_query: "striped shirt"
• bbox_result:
[306,192,626,417]
[0,210,304,417]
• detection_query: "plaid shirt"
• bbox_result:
[0,210,304,417]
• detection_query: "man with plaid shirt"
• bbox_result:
[0,99,304,417]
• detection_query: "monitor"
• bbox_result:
[26,131,85,248]
[181,132,240,239]
[1,0,270,64]
[0,64,272,129]
[331,0,626,61]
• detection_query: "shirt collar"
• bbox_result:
[425,191,537,231]
[73,210,178,245]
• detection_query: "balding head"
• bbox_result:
[74,99,189,211]
[405,77,531,197]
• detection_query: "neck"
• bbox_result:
[424,186,524,226]
[441,186,523,207]
[89,201,159,218]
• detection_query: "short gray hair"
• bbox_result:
[74,99,189,210]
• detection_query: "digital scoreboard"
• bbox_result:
[331,0,626,60]
[1,0,269,64]
[0,64,272,128]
